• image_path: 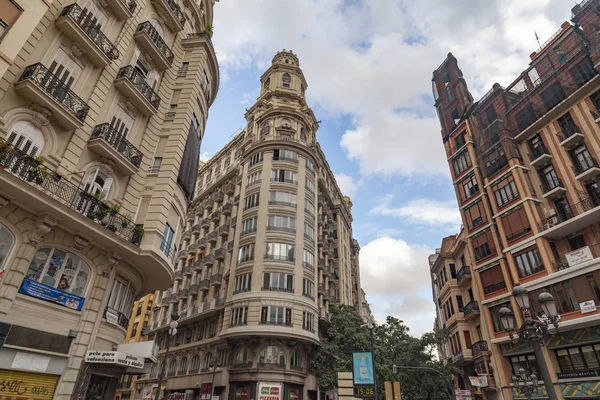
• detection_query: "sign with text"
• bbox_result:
[565,246,593,267]
[19,279,84,311]
[168,393,185,400]
[258,382,281,400]
[85,351,144,369]
[352,352,375,385]
[580,300,597,314]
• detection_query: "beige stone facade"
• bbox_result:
[0,0,219,398]
[140,50,366,400]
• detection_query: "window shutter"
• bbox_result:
[100,177,113,199]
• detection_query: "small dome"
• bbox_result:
[272,49,300,67]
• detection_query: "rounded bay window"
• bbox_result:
[258,345,285,367]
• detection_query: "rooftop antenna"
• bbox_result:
[535,31,542,50]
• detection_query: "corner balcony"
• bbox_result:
[206,231,217,244]
[198,279,210,291]
[211,274,222,286]
[538,195,600,238]
[187,243,197,255]
[174,269,182,280]
[222,203,232,215]
[218,224,229,237]
[201,218,210,228]
[133,22,174,71]
[183,265,192,276]
[573,155,600,181]
[557,126,585,148]
[471,340,489,358]
[55,4,119,68]
[529,144,552,168]
[15,63,90,130]
[203,254,215,266]
[463,300,480,320]
[88,124,142,175]
[195,206,205,218]
[451,349,473,367]
[150,0,185,32]
[114,66,160,116]
[541,176,566,199]
[456,265,471,286]
[214,248,226,260]
[103,0,136,20]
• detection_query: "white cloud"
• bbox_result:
[359,236,435,335]
[212,0,572,177]
[370,195,462,230]
[334,172,358,197]
[199,151,212,162]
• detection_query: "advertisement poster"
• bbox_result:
[258,382,281,400]
[352,352,374,385]
[20,279,85,311]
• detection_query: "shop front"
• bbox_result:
[0,369,60,400]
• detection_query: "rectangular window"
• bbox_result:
[514,246,544,278]
[0,0,23,40]
[302,278,314,299]
[273,149,298,162]
[304,222,315,241]
[305,199,315,216]
[247,171,262,186]
[501,207,531,243]
[452,150,471,176]
[489,301,511,332]
[492,176,519,207]
[303,250,314,269]
[234,273,252,294]
[265,242,295,262]
[302,311,315,331]
[179,62,189,75]
[464,200,487,230]
[459,174,479,202]
[160,224,175,256]
[556,345,600,372]
[238,243,255,263]
[305,177,315,193]
[249,152,264,166]
[271,169,298,184]
[558,112,579,137]
[479,264,505,295]
[446,86,454,102]
[540,82,566,111]
[260,306,292,325]
[454,131,466,149]
[267,215,296,233]
[230,307,248,326]
[570,57,596,87]
[509,354,539,375]
[483,145,508,177]
[269,191,297,207]
[515,104,537,131]
[150,157,162,173]
[472,230,496,260]
[306,159,315,172]
[244,193,260,210]
[241,217,258,235]
[262,272,293,292]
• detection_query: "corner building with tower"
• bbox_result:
[0,0,219,398]
[141,50,369,400]
[431,1,600,399]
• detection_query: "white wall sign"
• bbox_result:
[580,300,597,314]
[258,382,282,400]
[11,351,51,372]
[565,246,593,267]
[85,350,144,369]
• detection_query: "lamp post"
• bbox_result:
[209,358,221,400]
[498,284,560,400]
[512,367,539,400]
[365,324,378,400]
[154,309,180,400]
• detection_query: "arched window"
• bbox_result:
[290,351,302,369]
[203,352,213,369]
[178,357,188,375]
[264,78,270,89]
[260,121,270,136]
[7,121,45,156]
[190,355,200,372]
[258,345,285,366]
[282,73,291,88]
[300,127,306,142]
[83,168,113,200]
[234,348,249,366]
[0,222,16,275]
[23,248,92,309]
[168,359,177,376]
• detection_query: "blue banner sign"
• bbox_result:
[20,279,85,311]
[353,351,375,385]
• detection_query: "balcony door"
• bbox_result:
[108,105,134,145]
[7,120,44,156]
[77,0,108,30]
[47,49,82,92]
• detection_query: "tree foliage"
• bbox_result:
[311,307,460,400]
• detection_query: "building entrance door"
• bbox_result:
[85,374,112,400]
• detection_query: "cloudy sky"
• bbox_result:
[200,0,575,335]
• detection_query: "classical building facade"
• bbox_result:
[429,231,502,400]
[140,50,365,400]
[0,0,219,399]
[432,1,600,398]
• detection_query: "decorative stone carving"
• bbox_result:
[71,234,90,252]
[70,44,85,59]
[100,250,122,277]
[98,157,116,169]
[124,100,137,116]
[27,103,55,125]
[29,215,57,245]
[144,186,154,191]
[0,195,10,207]
[97,0,108,8]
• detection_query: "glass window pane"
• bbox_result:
[26,248,52,282]
[569,348,586,370]
[557,349,573,370]
[582,346,599,369]
[43,249,67,288]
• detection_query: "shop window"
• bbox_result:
[258,345,285,366]
[556,344,600,372]
[510,354,539,375]
[501,207,531,243]
[22,247,92,309]
[0,222,15,276]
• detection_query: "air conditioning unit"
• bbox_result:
[544,208,557,218]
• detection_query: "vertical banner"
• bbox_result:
[352,352,374,385]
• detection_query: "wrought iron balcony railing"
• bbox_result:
[116,66,160,110]
[164,0,185,26]
[91,124,143,167]
[471,340,489,357]
[0,139,143,244]
[59,4,120,60]
[18,63,90,122]
[104,306,130,330]
[136,22,174,64]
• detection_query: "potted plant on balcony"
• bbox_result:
[109,203,121,216]
[0,142,14,164]
[121,213,133,229]
[131,224,144,245]
[202,24,213,38]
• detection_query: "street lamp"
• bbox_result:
[154,309,180,400]
[209,358,221,400]
[498,284,560,400]
[361,323,379,400]
[512,368,539,400]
